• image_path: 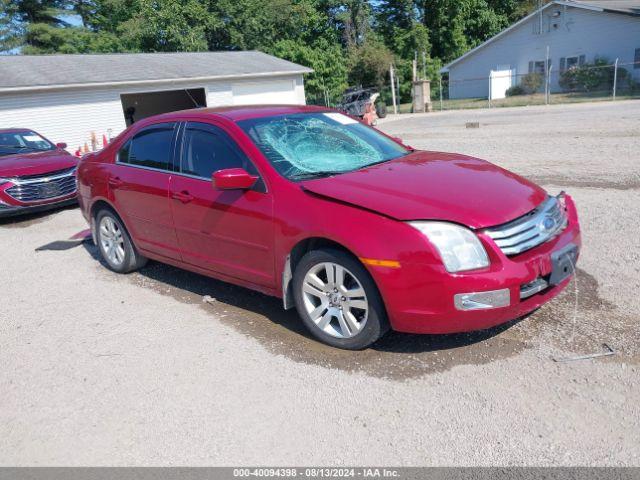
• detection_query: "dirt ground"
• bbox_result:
[1,100,639,466]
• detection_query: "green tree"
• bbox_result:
[347,35,394,89]
[0,0,21,51]
[1,0,72,51]
[117,0,210,52]
[1,0,533,105]
[22,23,123,53]
[271,38,348,104]
[416,0,510,62]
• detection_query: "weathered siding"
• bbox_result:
[0,87,126,153]
[0,74,305,152]
[447,6,640,99]
[231,77,302,105]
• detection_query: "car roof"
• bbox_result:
[144,104,333,125]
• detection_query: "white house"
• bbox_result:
[0,51,312,152]
[441,0,640,99]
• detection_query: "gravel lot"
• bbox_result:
[1,100,639,466]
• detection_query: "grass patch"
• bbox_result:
[394,90,640,113]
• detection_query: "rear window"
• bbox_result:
[119,123,175,171]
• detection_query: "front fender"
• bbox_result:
[275,191,442,307]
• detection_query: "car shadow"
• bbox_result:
[0,204,77,228]
[372,317,525,354]
[81,241,523,357]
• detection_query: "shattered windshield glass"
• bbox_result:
[238,112,409,180]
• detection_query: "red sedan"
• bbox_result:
[77,105,581,349]
[0,129,78,217]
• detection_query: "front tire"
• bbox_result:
[95,209,147,273]
[292,249,389,350]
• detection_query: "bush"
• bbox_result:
[506,73,543,96]
[506,85,527,97]
[559,57,629,93]
[520,72,543,93]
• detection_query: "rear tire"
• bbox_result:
[95,208,147,274]
[292,249,389,350]
[376,102,387,118]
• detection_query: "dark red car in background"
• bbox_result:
[0,129,78,217]
[77,105,581,349]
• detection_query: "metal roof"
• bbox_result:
[0,51,313,92]
[570,0,640,14]
[441,0,640,72]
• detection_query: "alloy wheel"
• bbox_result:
[99,216,125,266]
[301,262,369,339]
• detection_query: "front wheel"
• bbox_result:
[292,249,389,350]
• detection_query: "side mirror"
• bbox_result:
[56,142,68,149]
[212,168,258,190]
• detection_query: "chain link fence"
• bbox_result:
[431,60,640,111]
[306,61,639,114]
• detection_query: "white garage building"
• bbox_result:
[0,51,312,152]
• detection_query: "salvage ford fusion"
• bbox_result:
[77,106,580,349]
[0,129,78,217]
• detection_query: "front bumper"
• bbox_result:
[0,178,78,218]
[0,197,77,218]
[374,194,581,334]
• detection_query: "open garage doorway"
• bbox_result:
[120,88,207,126]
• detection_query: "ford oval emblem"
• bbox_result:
[542,217,556,231]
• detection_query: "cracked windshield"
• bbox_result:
[239,112,409,180]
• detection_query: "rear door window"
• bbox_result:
[119,123,176,171]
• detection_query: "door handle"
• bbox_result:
[108,176,123,187]
[171,190,194,203]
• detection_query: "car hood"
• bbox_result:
[0,150,77,178]
[299,151,547,229]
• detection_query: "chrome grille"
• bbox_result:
[484,196,568,256]
[5,167,77,203]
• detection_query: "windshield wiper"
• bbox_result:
[0,145,31,150]
[289,171,349,180]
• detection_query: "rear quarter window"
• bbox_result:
[118,123,175,171]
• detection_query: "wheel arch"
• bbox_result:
[89,198,126,245]
[282,237,362,310]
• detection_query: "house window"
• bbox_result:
[529,60,549,75]
[560,55,586,73]
[568,57,580,69]
[635,48,640,69]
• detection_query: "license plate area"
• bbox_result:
[549,243,578,286]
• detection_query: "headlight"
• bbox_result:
[409,221,489,272]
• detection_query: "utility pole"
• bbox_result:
[545,45,550,105]
[489,73,492,108]
[390,64,397,114]
[422,51,427,80]
[546,65,553,105]
[439,74,443,111]
[413,51,418,82]
[613,58,619,100]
